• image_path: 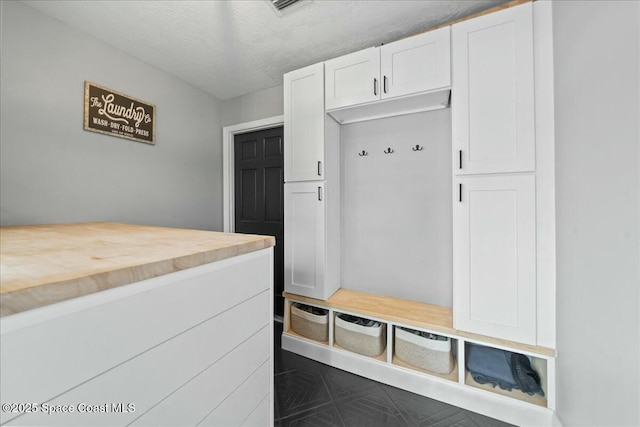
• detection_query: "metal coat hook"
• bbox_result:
[358,150,368,156]
[384,147,394,154]
[412,144,424,151]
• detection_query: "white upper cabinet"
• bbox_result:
[325,48,380,111]
[380,26,450,99]
[325,28,451,111]
[453,175,537,345]
[284,62,325,182]
[452,3,535,175]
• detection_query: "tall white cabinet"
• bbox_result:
[452,2,549,346]
[284,65,341,301]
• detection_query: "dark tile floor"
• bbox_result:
[274,322,513,427]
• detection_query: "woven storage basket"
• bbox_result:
[335,314,386,357]
[291,303,329,341]
[395,327,454,374]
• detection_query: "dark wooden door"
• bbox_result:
[234,126,284,316]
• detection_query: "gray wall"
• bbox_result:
[340,110,453,306]
[553,2,640,426]
[0,1,223,230]
[221,85,284,127]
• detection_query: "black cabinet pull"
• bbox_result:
[374,78,378,96]
[459,183,462,202]
[318,187,322,201]
[317,161,322,176]
[459,150,462,169]
[383,76,388,94]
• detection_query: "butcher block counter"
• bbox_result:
[0,222,275,317]
[0,222,275,426]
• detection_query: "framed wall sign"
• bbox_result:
[83,81,156,144]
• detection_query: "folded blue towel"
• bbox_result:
[466,344,518,389]
[466,343,544,396]
[471,373,516,391]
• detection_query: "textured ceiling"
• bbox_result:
[23,0,507,101]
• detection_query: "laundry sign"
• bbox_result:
[83,81,155,144]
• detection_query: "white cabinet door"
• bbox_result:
[325,47,380,110]
[284,182,326,300]
[453,175,536,345]
[284,63,325,182]
[452,3,535,175]
[380,27,451,99]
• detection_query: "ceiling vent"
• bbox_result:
[266,0,311,16]
[272,0,301,11]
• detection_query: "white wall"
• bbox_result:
[553,1,640,426]
[221,85,284,127]
[0,1,223,230]
[340,110,453,306]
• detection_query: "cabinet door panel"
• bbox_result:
[381,26,451,99]
[284,182,325,299]
[452,3,535,174]
[453,175,536,344]
[325,48,380,110]
[284,63,324,182]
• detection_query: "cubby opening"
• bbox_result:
[286,301,329,345]
[464,342,548,407]
[391,325,458,383]
[333,311,388,362]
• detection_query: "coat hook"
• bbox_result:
[358,150,368,156]
[412,144,424,151]
[384,147,394,154]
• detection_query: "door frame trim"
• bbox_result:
[222,115,284,232]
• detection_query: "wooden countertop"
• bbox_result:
[0,222,275,317]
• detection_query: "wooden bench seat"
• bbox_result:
[284,289,555,357]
